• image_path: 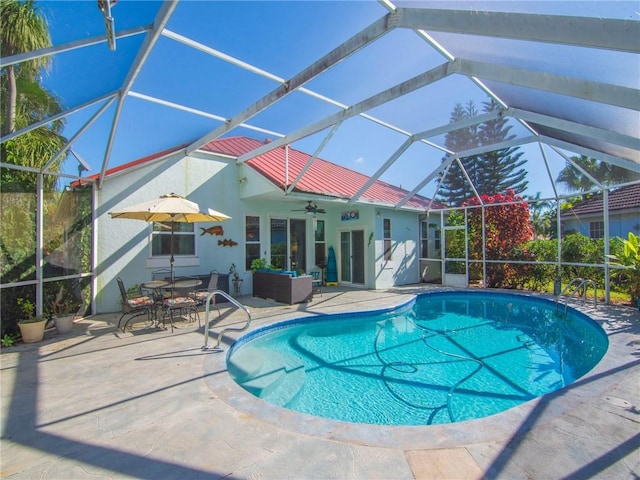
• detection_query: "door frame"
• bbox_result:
[337,227,367,286]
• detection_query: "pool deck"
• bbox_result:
[1,285,638,479]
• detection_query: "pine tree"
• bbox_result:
[436,101,478,205]
[476,99,528,196]
[436,99,528,206]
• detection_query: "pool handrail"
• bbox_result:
[201,289,252,350]
[556,278,597,315]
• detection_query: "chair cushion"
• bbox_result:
[191,291,211,301]
[127,296,154,307]
[164,297,196,307]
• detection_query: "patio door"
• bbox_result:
[339,230,365,285]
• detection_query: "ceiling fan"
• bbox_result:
[292,201,326,215]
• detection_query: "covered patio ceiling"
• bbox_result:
[2,0,639,207]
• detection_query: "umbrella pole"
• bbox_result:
[170,220,175,282]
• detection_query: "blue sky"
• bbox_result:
[34,1,638,201]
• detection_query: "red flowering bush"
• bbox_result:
[464,189,534,287]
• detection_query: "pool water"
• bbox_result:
[227,292,608,426]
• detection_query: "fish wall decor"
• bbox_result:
[200,225,224,236]
[218,239,238,247]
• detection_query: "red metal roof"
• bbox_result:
[201,136,442,209]
[91,136,443,209]
[562,183,640,216]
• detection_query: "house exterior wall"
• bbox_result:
[562,209,640,239]
[96,153,242,313]
[373,208,421,289]
[95,153,424,314]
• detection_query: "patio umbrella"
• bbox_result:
[109,193,231,280]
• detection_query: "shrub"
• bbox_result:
[464,189,533,287]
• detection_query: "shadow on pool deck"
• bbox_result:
[1,285,638,479]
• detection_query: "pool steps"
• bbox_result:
[228,348,305,405]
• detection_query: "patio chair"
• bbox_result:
[117,277,155,332]
[161,278,200,332]
[310,270,322,297]
[190,271,220,316]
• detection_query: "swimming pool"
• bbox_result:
[227,291,608,426]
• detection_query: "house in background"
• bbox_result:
[561,184,640,240]
[93,136,445,314]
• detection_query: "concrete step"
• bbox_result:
[231,348,305,402]
[227,348,265,382]
[262,356,305,407]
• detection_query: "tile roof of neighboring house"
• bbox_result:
[561,183,640,217]
[200,136,445,209]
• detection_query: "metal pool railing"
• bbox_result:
[556,278,597,316]
[201,289,252,350]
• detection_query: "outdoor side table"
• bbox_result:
[232,278,243,297]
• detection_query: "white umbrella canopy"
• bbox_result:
[109,193,231,279]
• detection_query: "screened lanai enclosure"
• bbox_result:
[1,1,639,333]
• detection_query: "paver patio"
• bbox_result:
[1,285,638,479]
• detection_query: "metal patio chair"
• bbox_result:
[161,277,200,332]
[117,277,155,332]
[310,270,322,297]
[190,271,220,316]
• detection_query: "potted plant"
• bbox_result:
[250,258,270,273]
[16,299,47,343]
[607,232,640,310]
[229,263,240,280]
[50,285,76,334]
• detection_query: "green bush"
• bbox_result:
[561,234,604,281]
[525,239,558,291]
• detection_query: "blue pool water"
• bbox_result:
[227,291,608,426]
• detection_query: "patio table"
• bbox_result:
[155,278,203,331]
[141,279,202,327]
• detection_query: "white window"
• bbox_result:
[589,221,604,239]
[383,218,392,261]
[245,216,261,270]
[151,222,195,257]
[315,219,326,266]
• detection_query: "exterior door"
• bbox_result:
[340,230,365,285]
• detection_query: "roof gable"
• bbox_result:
[201,136,443,209]
[95,135,444,210]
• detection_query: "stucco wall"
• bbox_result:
[96,153,242,313]
[374,209,420,289]
[95,153,425,313]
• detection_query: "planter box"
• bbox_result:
[443,273,467,288]
[253,271,313,304]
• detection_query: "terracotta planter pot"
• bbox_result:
[18,319,47,343]
[54,315,75,334]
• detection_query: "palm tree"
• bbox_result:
[0,0,52,135]
[527,191,553,239]
[556,155,640,194]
